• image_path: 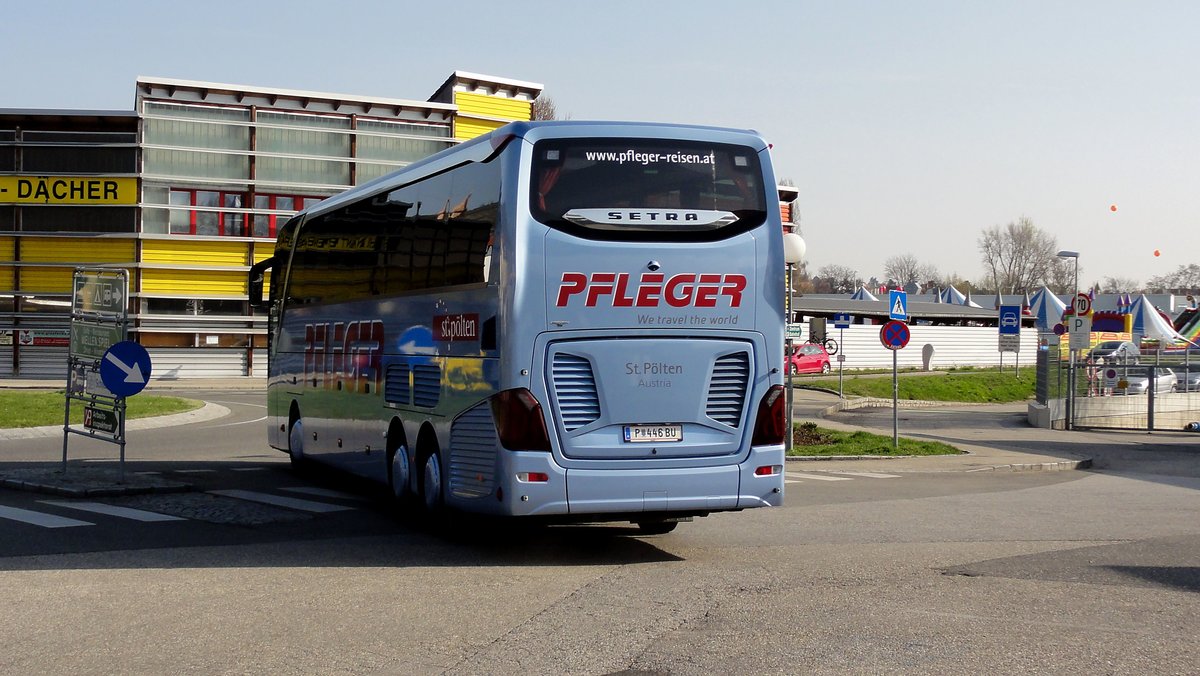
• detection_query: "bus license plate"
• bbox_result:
[623,424,683,443]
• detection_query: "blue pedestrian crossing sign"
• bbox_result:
[888,290,908,321]
[99,340,153,398]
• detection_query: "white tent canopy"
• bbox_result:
[939,285,983,308]
[850,286,878,302]
[1128,294,1194,344]
[1028,286,1066,331]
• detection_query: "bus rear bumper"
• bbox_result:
[502,446,785,517]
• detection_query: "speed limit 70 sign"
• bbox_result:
[1073,293,1092,316]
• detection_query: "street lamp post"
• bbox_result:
[782,229,806,456]
[1056,250,1079,430]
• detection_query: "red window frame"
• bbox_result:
[169,190,326,237]
[170,189,245,237]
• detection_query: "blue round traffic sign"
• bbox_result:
[880,320,910,350]
[99,340,153,398]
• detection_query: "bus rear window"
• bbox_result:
[531,139,766,239]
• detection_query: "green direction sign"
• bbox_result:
[71,322,122,359]
[73,271,127,316]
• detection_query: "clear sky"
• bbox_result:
[4,1,1197,289]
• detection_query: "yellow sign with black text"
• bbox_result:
[0,176,137,205]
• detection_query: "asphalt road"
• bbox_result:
[0,390,1197,674]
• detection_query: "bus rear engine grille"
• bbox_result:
[706,351,750,427]
[551,353,601,432]
[449,404,497,499]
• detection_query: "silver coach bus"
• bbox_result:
[249,121,787,533]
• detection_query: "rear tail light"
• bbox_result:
[516,472,549,483]
[755,465,782,476]
[751,385,787,446]
[491,388,552,451]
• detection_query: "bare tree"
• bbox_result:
[531,96,558,121]
[936,272,975,293]
[1146,263,1200,294]
[1100,276,1142,293]
[815,264,862,294]
[884,254,938,287]
[1046,258,1076,294]
[978,216,1061,294]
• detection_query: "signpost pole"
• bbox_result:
[61,389,71,473]
[880,317,909,451]
[892,350,899,449]
[837,326,845,399]
[784,337,793,456]
[118,397,127,482]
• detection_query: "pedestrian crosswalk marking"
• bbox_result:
[785,472,852,482]
[39,500,186,522]
[0,505,93,528]
[207,489,355,513]
[280,486,365,501]
[785,470,904,484]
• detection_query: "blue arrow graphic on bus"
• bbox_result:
[104,352,145,383]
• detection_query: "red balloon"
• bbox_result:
[1154,249,1161,257]
[1110,205,1118,212]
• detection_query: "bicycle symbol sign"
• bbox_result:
[880,320,910,350]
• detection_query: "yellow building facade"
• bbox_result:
[0,72,542,377]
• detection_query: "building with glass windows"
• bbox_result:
[1,71,542,378]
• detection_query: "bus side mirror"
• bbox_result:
[248,256,276,311]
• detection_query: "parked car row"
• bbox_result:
[1113,366,1177,395]
[1173,364,1200,392]
[1087,340,1140,364]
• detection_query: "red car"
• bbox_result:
[788,343,831,375]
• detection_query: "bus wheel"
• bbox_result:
[635,519,678,535]
[287,414,305,469]
[389,444,411,501]
[420,452,444,513]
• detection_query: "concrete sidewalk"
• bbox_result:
[789,388,1094,472]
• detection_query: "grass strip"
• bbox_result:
[788,422,962,457]
[802,368,1036,403]
[0,391,203,429]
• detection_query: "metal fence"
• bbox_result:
[1039,347,1200,431]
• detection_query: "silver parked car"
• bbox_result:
[1088,340,1140,364]
[1115,366,1176,395]
[1173,364,1200,392]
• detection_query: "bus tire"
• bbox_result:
[420,451,444,513]
[636,520,678,535]
[287,407,305,470]
[389,443,411,502]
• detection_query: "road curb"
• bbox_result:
[0,401,231,441]
[794,396,1095,472]
[0,467,194,497]
[965,457,1094,472]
